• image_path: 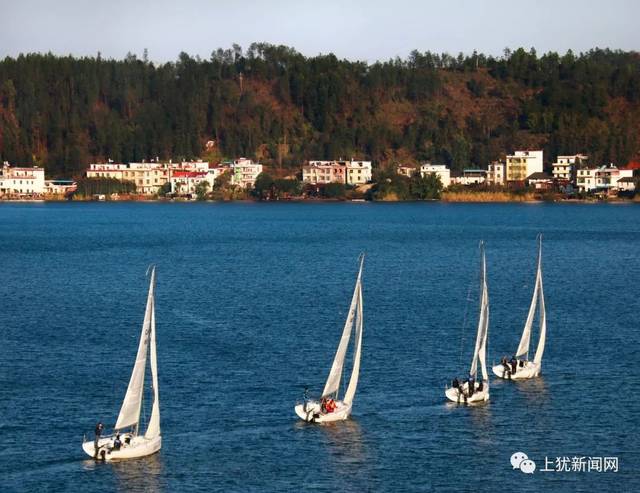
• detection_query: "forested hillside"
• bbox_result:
[0,44,639,177]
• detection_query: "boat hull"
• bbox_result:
[492,361,541,380]
[445,382,489,404]
[82,434,161,461]
[295,400,352,423]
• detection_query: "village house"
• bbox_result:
[616,176,637,193]
[45,179,77,196]
[302,160,371,185]
[170,170,210,195]
[526,172,554,190]
[0,163,46,196]
[552,154,588,182]
[346,160,372,185]
[451,169,487,186]
[302,161,346,184]
[396,164,417,178]
[506,150,543,182]
[419,164,451,188]
[595,165,634,194]
[487,162,505,186]
[229,158,263,188]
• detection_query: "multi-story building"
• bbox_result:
[230,158,263,188]
[487,162,505,186]
[170,171,210,195]
[303,160,372,186]
[346,160,372,185]
[552,154,588,182]
[87,163,128,181]
[302,161,346,184]
[576,167,598,192]
[419,163,451,188]
[0,163,46,195]
[125,162,170,194]
[506,150,543,182]
[595,165,633,193]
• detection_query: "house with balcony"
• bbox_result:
[506,150,543,182]
[0,163,46,196]
[552,154,587,183]
[487,162,505,186]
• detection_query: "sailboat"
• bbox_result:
[295,255,364,423]
[82,266,161,460]
[445,242,490,404]
[493,235,546,380]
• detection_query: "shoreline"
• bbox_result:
[1,197,638,205]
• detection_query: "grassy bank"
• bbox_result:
[441,191,539,202]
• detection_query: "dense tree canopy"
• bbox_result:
[0,44,638,178]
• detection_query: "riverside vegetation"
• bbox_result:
[1,44,639,182]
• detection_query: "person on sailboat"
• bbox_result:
[467,376,475,397]
[510,356,518,374]
[501,357,512,378]
[113,433,122,451]
[452,377,460,390]
[93,421,104,455]
[326,398,336,413]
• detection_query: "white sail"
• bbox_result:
[533,247,546,366]
[322,256,364,398]
[115,267,155,431]
[515,238,543,358]
[470,243,489,380]
[343,280,363,405]
[144,270,160,439]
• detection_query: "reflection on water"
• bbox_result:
[515,376,550,404]
[320,419,366,463]
[317,419,374,490]
[111,453,165,493]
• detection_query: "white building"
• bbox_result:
[617,176,637,192]
[45,180,77,196]
[303,161,347,184]
[419,163,451,188]
[506,150,543,182]
[576,167,598,192]
[302,160,371,185]
[552,154,588,182]
[487,162,505,186]
[576,165,634,193]
[170,171,210,195]
[346,160,372,185]
[0,163,46,196]
[595,165,633,193]
[230,158,263,188]
[451,169,487,186]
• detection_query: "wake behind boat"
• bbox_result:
[82,266,161,460]
[295,255,364,423]
[493,235,547,380]
[445,242,490,404]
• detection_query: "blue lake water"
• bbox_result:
[0,202,638,492]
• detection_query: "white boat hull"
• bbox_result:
[82,434,161,461]
[295,400,352,423]
[445,382,489,404]
[492,360,541,380]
